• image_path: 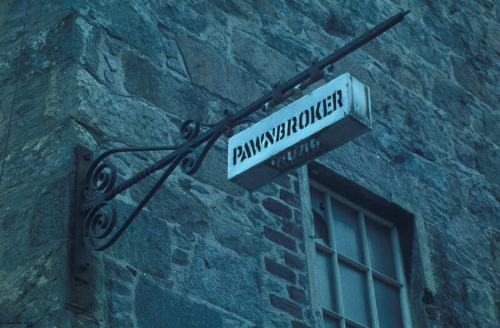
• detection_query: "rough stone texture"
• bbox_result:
[0,1,498,328]
[265,257,297,284]
[135,277,225,328]
[269,293,303,319]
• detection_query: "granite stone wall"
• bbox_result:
[0,0,498,327]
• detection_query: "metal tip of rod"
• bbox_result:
[402,10,410,16]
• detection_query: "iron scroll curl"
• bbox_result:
[81,148,191,251]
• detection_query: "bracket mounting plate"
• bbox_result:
[72,146,93,283]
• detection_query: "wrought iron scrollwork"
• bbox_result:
[75,116,236,255]
[83,161,116,200]
[77,121,206,253]
[83,201,117,249]
[73,10,409,281]
[79,148,191,252]
[180,119,200,140]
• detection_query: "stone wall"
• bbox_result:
[0,0,498,327]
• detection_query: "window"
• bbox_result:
[309,182,412,328]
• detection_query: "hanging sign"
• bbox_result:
[228,73,372,190]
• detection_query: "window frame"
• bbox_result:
[307,180,413,328]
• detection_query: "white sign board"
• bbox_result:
[228,73,372,190]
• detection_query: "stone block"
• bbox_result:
[298,274,308,288]
[2,9,86,85]
[431,78,472,125]
[79,0,164,65]
[133,175,211,236]
[122,50,209,123]
[104,258,135,297]
[135,277,224,328]
[42,13,84,69]
[284,251,305,271]
[0,41,20,87]
[205,0,253,19]
[260,27,313,65]
[16,1,74,34]
[232,29,297,85]
[476,148,500,186]
[0,1,26,38]
[247,206,279,228]
[108,313,135,328]
[108,208,172,281]
[263,226,297,252]
[108,294,133,314]
[451,56,493,107]
[287,286,307,304]
[104,257,136,283]
[186,240,260,321]
[273,174,292,190]
[279,189,300,209]
[151,1,209,34]
[105,278,132,298]
[265,258,296,284]
[213,214,264,257]
[269,294,303,319]
[0,120,75,191]
[28,176,71,247]
[74,62,184,146]
[173,225,196,250]
[176,34,263,106]
[291,320,311,328]
[172,248,189,266]
[262,198,292,220]
[193,142,247,197]
[0,242,71,325]
[9,71,51,123]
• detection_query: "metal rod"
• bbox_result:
[231,10,410,121]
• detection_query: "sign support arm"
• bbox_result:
[72,10,409,282]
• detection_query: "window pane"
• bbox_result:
[338,262,370,326]
[310,188,324,213]
[332,199,363,262]
[374,279,404,328]
[324,316,339,328]
[366,218,396,278]
[314,210,330,244]
[311,188,330,245]
[315,250,336,311]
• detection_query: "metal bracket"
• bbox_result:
[73,146,93,283]
[70,10,408,278]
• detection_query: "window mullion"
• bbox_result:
[392,228,413,328]
[325,192,346,328]
[359,212,380,328]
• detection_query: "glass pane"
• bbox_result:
[314,210,329,244]
[366,218,396,278]
[314,251,335,311]
[310,188,324,213]
[374,279,404,328]
[311,188,330,245]
[332,199,363,262]
[338,262,370,326]
[324,316,339,328]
